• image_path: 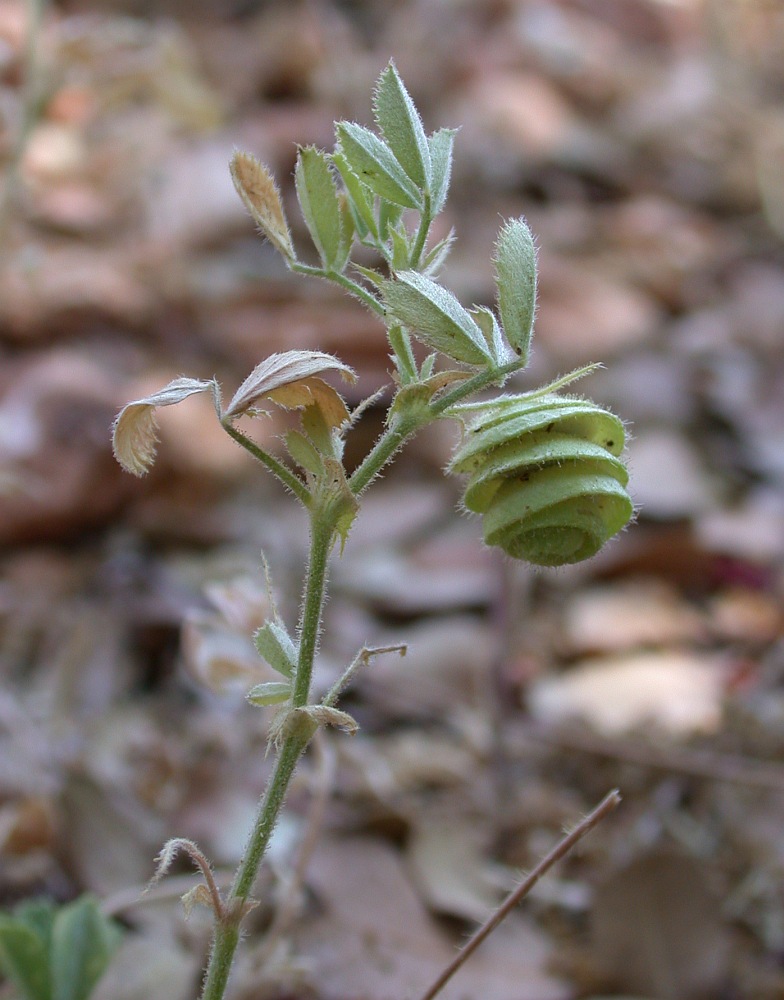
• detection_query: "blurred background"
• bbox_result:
[1,1,783,998]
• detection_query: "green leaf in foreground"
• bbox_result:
[0,915,51,1000]
[51,896,122,1000]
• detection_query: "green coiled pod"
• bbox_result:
[449,393,633,566]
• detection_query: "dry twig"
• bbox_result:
[416,788,622,1000]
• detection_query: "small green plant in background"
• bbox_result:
[112,61,633,1000]
[0,896,121,1000]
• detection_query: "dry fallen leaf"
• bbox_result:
[296,835,569,1000]
[535,257,661,362]
[562,580,706,654]
[60,774,163,895]
[625,428,715,518]
[463,71,576,159]
[527,651,727,736]
[406,814,507,922]
[592,852,729,999]
[181,616,263,694]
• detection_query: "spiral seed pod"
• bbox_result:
[449,393,633,566]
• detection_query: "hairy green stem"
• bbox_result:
[408,194,432,270]
[199,735,307,1000]
[348,358,527,497]
[221,422,310,507]
[348,412,421,495]
[199,514,335,1000]
[430,358,527,415]
[291,262,384,316]
[292,515,333,707]
[201,446,416,1000]
[387,325,418,384]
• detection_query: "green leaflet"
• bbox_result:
[51,896,122,1000]
[295,146,348,272]
[284,429,325,477]
[428,128,457,215]
[0,897,120,1000]
[389,224,412,270]
[373,61,431,191]
[331,151,378,240]
[247,681,292,706]
[254,620,298,678]
[0,917,51,1000]
[382,270,493,367]
[422,228,455,276]
[378,199,405,245]
[470,305,509,366]
[336,122,423,210]
[494,218,537,363]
